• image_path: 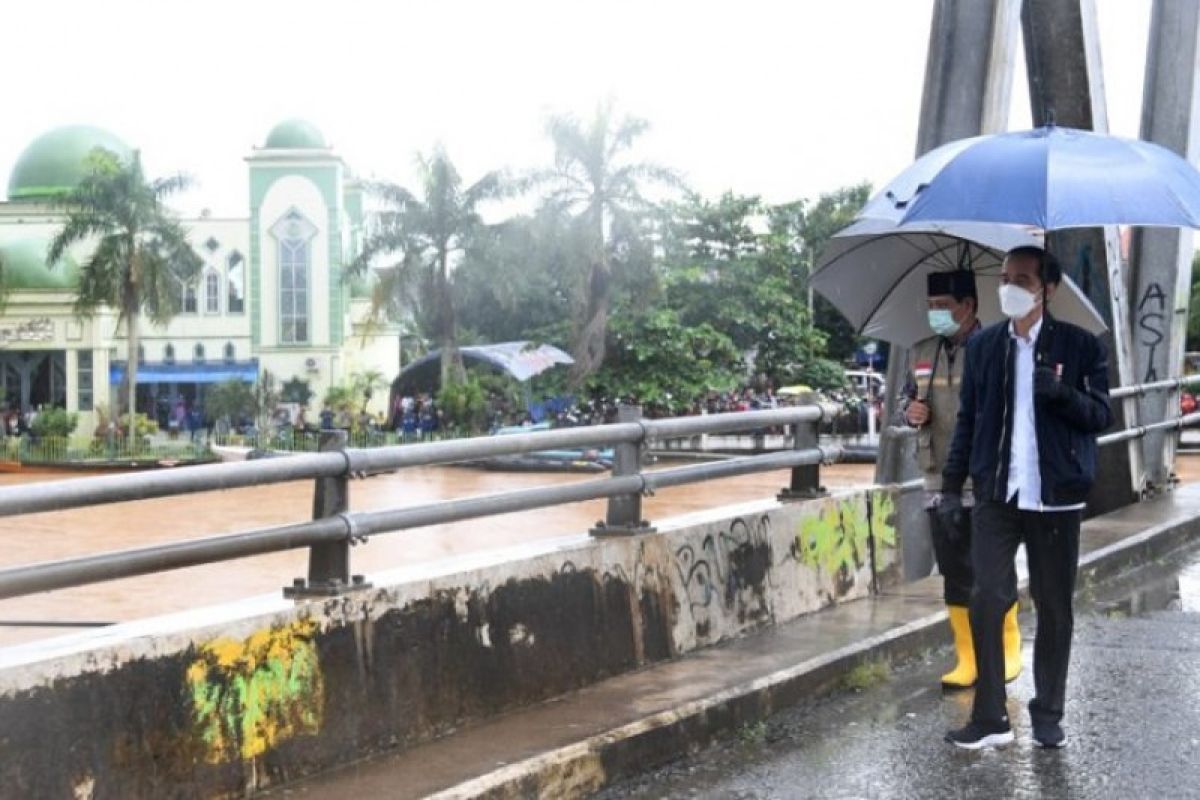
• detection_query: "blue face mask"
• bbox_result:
[927,308,960,337]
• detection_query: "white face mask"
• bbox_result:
[999,284,1039,320]
[927,308,960,337]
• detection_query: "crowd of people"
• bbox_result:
[0,405,36,440]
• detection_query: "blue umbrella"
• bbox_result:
[893,125,1200,230]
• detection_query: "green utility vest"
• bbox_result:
[905,334,973,494]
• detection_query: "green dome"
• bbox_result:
[264,119,327,149]
[6,125,132,201]
[0,238,79,290]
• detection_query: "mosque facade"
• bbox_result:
[0,120,398,432]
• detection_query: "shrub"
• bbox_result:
[30,408,78,438]
[437,377,487,433]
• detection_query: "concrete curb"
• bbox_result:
[431,503,1200,799]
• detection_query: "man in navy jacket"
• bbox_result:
[941,246,1112,750]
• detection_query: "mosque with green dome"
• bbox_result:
[0,120,398,431]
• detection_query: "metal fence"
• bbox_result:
[2,374,1198,607]
[0,405,841,602]
[208,428,470,452]
[1,436,214,467]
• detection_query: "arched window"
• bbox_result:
[227,251,245,314]
[223,342,236,363]
[182,282,197,314]
[164,344,175,365]
[270,210,316,344]
[193,343,206,364]
[279,239,309,343]
[204,269,221,314]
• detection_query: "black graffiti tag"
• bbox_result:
[1137,281,1167,383]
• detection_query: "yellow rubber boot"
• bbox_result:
[941,605,977,690]
[1003,602,1022,683]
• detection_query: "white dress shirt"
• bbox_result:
[1006,317,1086,512]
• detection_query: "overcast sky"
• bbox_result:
[0,1,1153,217]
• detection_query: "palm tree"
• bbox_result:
[531,101,682,386]
[350,368,387,414]
[48,148,202,444]
[348,147,502,388]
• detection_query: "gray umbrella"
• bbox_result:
[812,218,1107,348]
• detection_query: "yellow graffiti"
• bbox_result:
[869,490,897,570]
[795,491,897,575]
[186,619,324,762]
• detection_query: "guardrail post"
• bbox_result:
[284,429,370,598]
[591,404,654,537]
[778,402,825,502]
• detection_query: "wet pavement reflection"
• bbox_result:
[0,460,875,646]
[599,542,1200,799]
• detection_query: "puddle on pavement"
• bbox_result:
[1081,545,1200,617]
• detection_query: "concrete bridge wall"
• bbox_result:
[0,486,904,799]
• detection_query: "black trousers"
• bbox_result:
[928,508,973,606]
[970,499,1081,726]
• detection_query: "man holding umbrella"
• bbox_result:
[941,246,1112,750]
[901,269,1021,692]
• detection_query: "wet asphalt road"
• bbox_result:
[599,547,1200,800]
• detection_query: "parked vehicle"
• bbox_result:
[844,370,885,400]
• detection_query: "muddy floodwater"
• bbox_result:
[0,460,875,646]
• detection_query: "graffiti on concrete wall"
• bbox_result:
[793,491,896,590]
[1136,281,1167,383]
[675,515,774,637]
[186,618,324,762]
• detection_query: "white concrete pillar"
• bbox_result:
[1130,0,1200,489]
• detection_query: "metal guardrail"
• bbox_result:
[3,376,1195,606]
[888,375,1200,446]
[1109,372,1200,400]
[0,405,839,602]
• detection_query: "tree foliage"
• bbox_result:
[348,147,504,388]
[797,183,871,361]
[31,407,79,438]
[586,307,743,411]
[660,192,844,390]
[1188,251,1200,352]
[348,111,872,407]
[528,101,682,386]
[47,148,202,440]
[206,379,256,426]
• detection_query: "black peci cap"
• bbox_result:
[927,270,976,300]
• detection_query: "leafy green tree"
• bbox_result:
[437,376,488,432]
[348,147,503,388]
[31,408,79,438]
[1188,251,1200,352]
[797,183,871,361]
[350,369,387,413]
[454,205,583,345]
[587,308,742,411]
[530,101,682,386]
[323,384,356,416]
[47,148,202,441]
[206,379,256,427]
[660,192,843,390]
